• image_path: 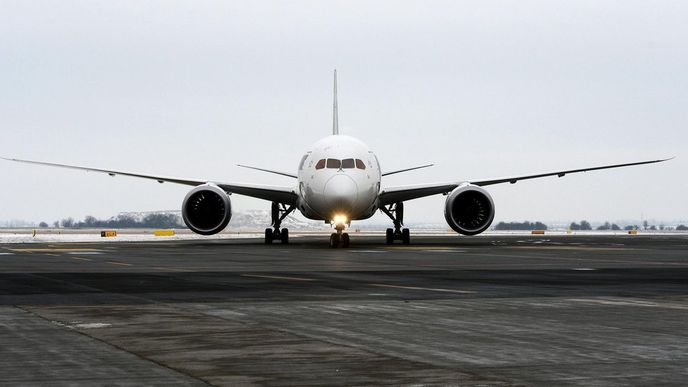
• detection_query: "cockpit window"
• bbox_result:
[316,158,367,171]
[326,159,341,169]
[299,155,309,170]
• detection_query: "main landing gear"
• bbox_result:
[381,202,410,245]
[329,224,350,248]
[265,202,295,244]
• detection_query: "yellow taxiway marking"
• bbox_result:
[241,274,317,282]
[107,261,132,266]
[71,257,93,262]
[8,248,103,253]
[369,283,474,294]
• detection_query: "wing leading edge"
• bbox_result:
[0,156,298,205]
[378,157,672,206]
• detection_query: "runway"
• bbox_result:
[1,234,687,386]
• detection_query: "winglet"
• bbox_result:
[333,69,339,135]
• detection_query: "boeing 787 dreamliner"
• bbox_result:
[2,71,671,247]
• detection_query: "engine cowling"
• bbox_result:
[444,184,495,236]
[182,184,232,235]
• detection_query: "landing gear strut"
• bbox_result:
[264,202,295,244]
[381,202,410,245]
[329,223,350,248]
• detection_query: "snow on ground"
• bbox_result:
[1,229,685,244]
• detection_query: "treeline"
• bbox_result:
[494,220,688,232]
[569,221,592,230]
[44,214,183,229]
[494,221,547,230]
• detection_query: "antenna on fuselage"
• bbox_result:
[333,69,339,135]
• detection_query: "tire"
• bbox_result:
[402,228,410,244]
[341,233,350,248]
[281,228,289,244]
[329,233,340,248]
[264,228,273,244]
[385,228,394,245]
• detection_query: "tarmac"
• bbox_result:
[1,234,687,386]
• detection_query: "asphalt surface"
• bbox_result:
[1,234,687,386]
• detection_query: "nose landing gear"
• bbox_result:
[381,202,410,245]
[330,224,350,248]
[264,202,295,244]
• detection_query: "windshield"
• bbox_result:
[326,159,341,169]
[315,158,367,170]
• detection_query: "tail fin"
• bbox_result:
[333,69,339,135]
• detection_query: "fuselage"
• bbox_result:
[296,135,381,223]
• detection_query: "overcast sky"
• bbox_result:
[1,0,686,226]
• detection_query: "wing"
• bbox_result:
[1,156,298,205]
[378,157,672,206]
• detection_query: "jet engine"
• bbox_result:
[182,183,232,235]
[444,184,495,236]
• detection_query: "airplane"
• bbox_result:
[1,71,672,248]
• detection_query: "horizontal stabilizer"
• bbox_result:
[382,164,434,177]
[236,164,297,179]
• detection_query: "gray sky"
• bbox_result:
[1,0,686,225]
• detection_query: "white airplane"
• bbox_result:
[2,71,671,247]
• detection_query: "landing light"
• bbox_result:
[332,214,348,225]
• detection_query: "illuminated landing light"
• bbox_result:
[332,214,348,226]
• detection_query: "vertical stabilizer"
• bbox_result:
[333,69,339,135]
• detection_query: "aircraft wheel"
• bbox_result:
[264,228,273,244]
[402,228,410,244]
[385,228,394,245]
[341,233,350,248]
[329,233,340,248]
[281,228,289,244]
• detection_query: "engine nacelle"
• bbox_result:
[444,184,495,236]
[182,184,232,235]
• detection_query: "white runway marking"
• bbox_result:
[569,298,688,310]
[73,322,112,329]
[107,261,132,266]
[572,268,597,271]
[369,283,474,294]
[0,252,14,255]
[67,252,103,255]
[241,274,317,282]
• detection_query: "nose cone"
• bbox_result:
[323,174,358,211]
